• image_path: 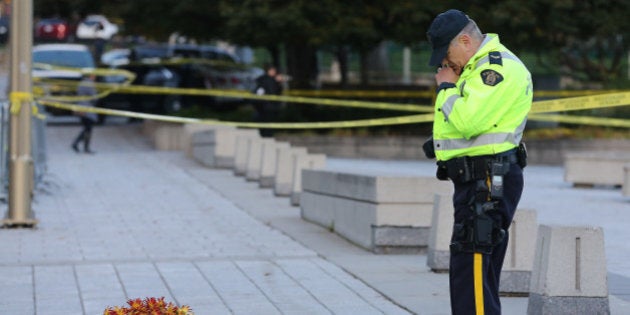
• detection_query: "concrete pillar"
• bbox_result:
[500,209,538,295]
[290,154,326,206]
[192,127,253,168]
[426,194,453,272]
[183,123,220,158]
[259,141,290,188]
[234,133,260,176]
[153,122,184,151]
[274,147,308,196]
[245,138,274,181]
[527,225,609,315]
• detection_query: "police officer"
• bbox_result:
[253,64,284,137]
[424,9,532,315]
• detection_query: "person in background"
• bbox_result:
[423,9,532,315]
[72,74,99,154]
[253,64,283,137]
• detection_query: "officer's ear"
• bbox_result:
[456,34,474,51]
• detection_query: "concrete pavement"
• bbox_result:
[0,121,629,314]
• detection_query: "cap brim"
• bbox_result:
[428,44,448,67]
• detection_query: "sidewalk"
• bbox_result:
[0,121,629,314]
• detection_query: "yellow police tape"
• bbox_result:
[30,66,630,129]
[37,99,435,128]
[10,92,45,119]
[286,89,623,99]
[528,113,630,128]
[116,85,435,112]
[33,63,136,83]
[286,90,435,98]
[530,91,630,113]
[82,84,630,114]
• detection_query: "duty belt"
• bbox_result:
[436,148,519,183]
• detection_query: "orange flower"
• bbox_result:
[103,296,193,315]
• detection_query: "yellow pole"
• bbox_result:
[3,0,36,227]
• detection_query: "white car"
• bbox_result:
[32,43,95,79]
[76,15,118,40]
[100,48,130,66]
[32,44,95,115]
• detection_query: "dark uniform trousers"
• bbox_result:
[449,162,523,315]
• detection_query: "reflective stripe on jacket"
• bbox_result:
[433,34,532,161]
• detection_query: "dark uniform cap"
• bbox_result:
[426,9,470,66]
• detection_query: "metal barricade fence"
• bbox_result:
[0,100,47,200]
[32,102,47,185]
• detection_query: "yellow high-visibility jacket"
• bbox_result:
[433,33,532,161]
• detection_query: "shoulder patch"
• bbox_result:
[489,51,502,66]
[480,69,504,86]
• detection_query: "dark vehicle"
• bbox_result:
[97,45,182,123]
[167,44,263,107]
[34,18,76,42]
[98,44,263,120]
[169,44,262,92]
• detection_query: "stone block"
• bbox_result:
[564,151,630,186]
[152,122,184,151]
[500,209,538,295]
[300,191,431,252]
[245,138,275,181]
[193,127,256,168]
[274,147,308,196]
[290,154,327,206]
[300,170,453,253]
[624,164,630,197]
[301,170,452,204]
[259,141,290,188]
[183,123,218,157]
[426,194,454,272]
[234,133,260,176]
[142,120,158,137]
[527,225,609,314]
[372,226,429,254]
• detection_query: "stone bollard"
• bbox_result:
[234,133,260,176]
[290,154,326,206]
[274,147,308,196]
[193,127,254,168]
[259,141,290,188]
[183,123,219,158]
[142,120,158,137]
[623,164,630,197]
[500,209,538,295]
[245,138,275,181]
[152,122,184,151]
[426,193,453,272]
[564,151,630,186]
[527,225,609,315]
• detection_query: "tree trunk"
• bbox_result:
[285,43,318,89]
[359,51,369,87]
[268,45,281,70]
[336,46,349,88]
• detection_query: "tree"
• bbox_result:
[464,0,630,85]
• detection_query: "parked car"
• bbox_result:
[97,43,264,120]
[167,44,263,105]
[100,48,130,66]
[34,18,76,42]
[76,15,118,40]
[32,43,95,115]
[98,45,182,122]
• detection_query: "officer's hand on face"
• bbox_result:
[435,65,459,85]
